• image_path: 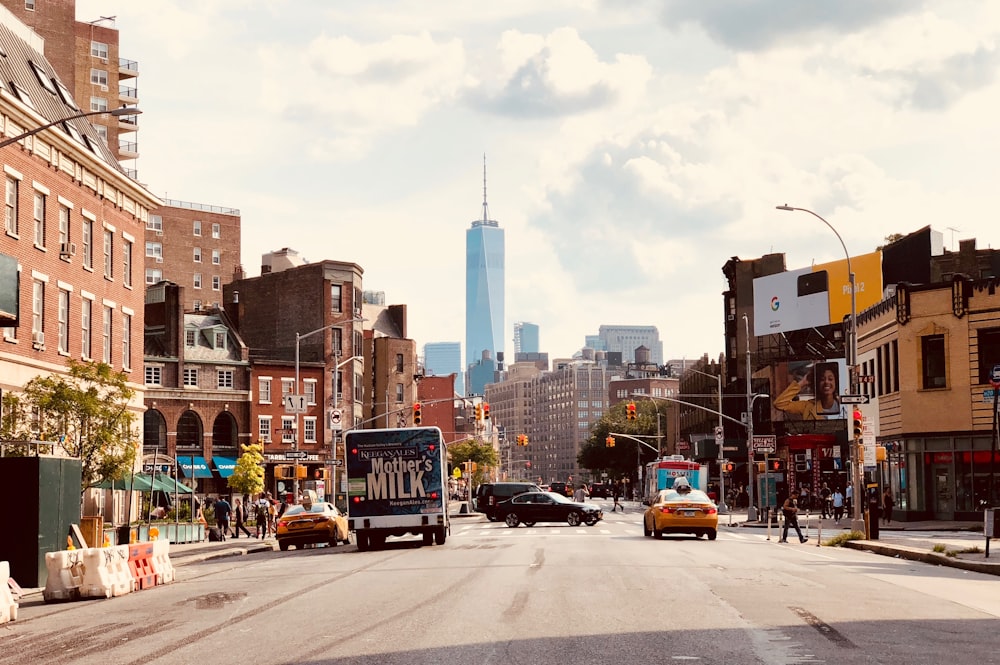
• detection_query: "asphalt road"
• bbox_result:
[6,509,1000,664]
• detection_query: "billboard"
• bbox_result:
[753,251,883,336]
[770,359,849,422]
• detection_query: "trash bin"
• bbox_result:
[866,495,880,540]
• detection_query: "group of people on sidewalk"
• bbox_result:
[209,492,289,541]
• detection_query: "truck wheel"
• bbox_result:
[422,531,433,546]
[434,526,447,545]
[356,531,369,551]
[505,513,520,528]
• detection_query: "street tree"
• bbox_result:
[447,437,498,487]
[578,399,666,483]
[1,360,138,490]
[228,442,265,500]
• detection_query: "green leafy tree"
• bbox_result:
[1,360,137,490]
[447,438,498,488]
[228,442,265,499]
[578,399,666,483]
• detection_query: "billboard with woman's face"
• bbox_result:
[771,359,848,422]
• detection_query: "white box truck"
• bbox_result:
[345,426,449,551]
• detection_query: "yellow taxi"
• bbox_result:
[276,501,350,551]
[643,483,718,541]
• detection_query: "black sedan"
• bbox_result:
[495,491,603,528]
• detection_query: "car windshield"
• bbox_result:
[283,503,334,516]
[662,490,712,503]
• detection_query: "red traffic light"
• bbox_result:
[413,402,423,425]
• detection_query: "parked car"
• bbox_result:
[496,491,603,528]
[547,482,573,497]
[642,488,718,540]
[276,502,350,551]
[474,482,542,521]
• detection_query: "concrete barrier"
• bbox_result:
[149,539,175,585]
[1,561,18,623]
[43,549,85,602]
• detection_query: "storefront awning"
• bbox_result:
[151,473,194,494]
[177,456,213,478]
[93,474,154,492]
[213,456,237,478]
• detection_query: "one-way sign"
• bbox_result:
[841,394,870,404]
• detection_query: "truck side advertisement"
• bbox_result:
[346,428,445,518]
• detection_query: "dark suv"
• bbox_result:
[548,482,573,497]
[589,483,609,499]
[475,482,542,521]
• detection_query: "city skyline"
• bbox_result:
[75,1,1000,362]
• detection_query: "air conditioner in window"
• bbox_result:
[727,314,735,321]
[100,84,108,92]
[155,229,163,236]
[155,257,163,263]
[32,331,45,347]
[354,308,362,318]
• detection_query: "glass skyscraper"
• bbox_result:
[514,322,539,354]
[423,342,463,396]
[465,160,504,394]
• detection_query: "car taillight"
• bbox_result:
[705,507,718,515]
[277,520,288,527]
[488,497,495,506]
[660,506,676,514]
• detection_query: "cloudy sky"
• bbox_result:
[76,0,1000,363]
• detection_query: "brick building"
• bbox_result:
[1,1,142,175]
[1,10,158,432]
[144,199,242,311]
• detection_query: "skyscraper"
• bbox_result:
[424,342,463,396]
[513,322,539,355]
[465,158,504,394]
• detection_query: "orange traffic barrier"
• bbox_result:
[127,542,156,590]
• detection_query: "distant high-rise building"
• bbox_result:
[593,325,663,365]
[424,342,463,396]
[466,158,504,394]
[513,322,539,354]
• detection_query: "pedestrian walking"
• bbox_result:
[214,496,232,541]
[612,482,623,512]
[255,492,271,538]
[779,494,808,543]
[820,483,832,519]
[233,498,253,538]
[832,487,845,524]
[845,481,854,515]
[573,484,588,503]
[882,487,895,525]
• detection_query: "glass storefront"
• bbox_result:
[891,435,997,520]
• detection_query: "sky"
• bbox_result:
[76,0,1000,364]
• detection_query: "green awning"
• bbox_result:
[151,473,194,494]
[93,474,154,492]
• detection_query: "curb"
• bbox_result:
[844,540,1000,576]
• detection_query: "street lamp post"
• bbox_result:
[294,318,364,500]
[776,204,863,531]
[0,107,139,149]
[686,366,727,514]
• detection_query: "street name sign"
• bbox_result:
[752,435,776,454]
[841,394,870,404]
[286,451,308,460]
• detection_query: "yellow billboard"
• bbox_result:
[813,251,883,324]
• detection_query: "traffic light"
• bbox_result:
[605,436,616,448]
[853,409,863,439]
[626,402,637,421]
[525,461,531,469]
[474,403,483,421]
[413,402,423,425]
[483,403,490,420]
[771,459,786,472]
[724,463,734,473]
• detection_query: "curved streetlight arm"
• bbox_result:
[608,432,661,454]
[0,107,138,149]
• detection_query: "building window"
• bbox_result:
[212,249,220,265]
[25,1,35,11]
[183,367,198,387]
[193,273,202,289]
[212,275,221,290]
[90,96,108,112]
[81,298,91,359]
[145,241,162,258]
[921,334,946,389]
[193,247,201,263]
[90,41,108,59]
[102,306,112,363]
[5,176,18,236]
[2,326,14,342]
[217,369,234,389]
[330,284,342,312]
[58,289,69,353]
[332,328,343,356]
[395,353,404,372]
[305,380,316,405]
[304,417,317,443]
[282,417,295,443]
[185,329,196,346]
[395,383,404,403]
[82,219,92,268]
[122,240,132,287]
[258,417,272,443]
[214,331,226,349]
[978,328,1000,385]
[122,313,131,370]
[103,229,113,279]
[259,378,272,403]
[32,279,44,339]
[145,365,162,386]
[90,68,108,87]
[335,370,344,402]
[33,191,45,247]
[192,299,202,311]
[281,379,294,397]
[212,223,220,239]
[354,373,363,402]
[58,204,70,248]
[147,215,162,232]
[145,268,162,284]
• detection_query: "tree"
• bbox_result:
[1,360,138,490]
[447,438,498,487]
[228,442,265,499]
[578,399,665,483]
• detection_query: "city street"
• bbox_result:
[6,506,1000,665]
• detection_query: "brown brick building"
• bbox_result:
[144,199,242,311]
